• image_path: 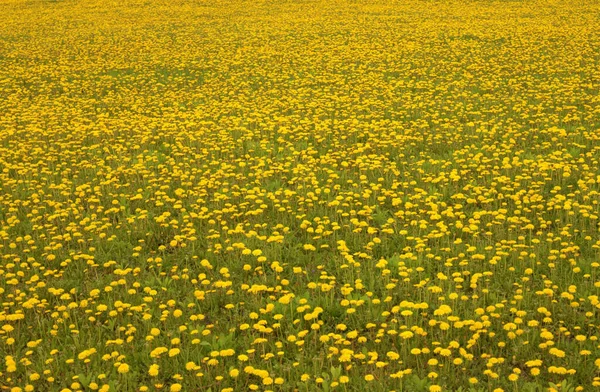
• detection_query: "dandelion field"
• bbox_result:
[1,0,600,391]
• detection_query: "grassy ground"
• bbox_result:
[1,0,600,391]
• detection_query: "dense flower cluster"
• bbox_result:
[1,0,600,391]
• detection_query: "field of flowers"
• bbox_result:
[1,0,600,391]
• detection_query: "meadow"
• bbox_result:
[1,0,600,391]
